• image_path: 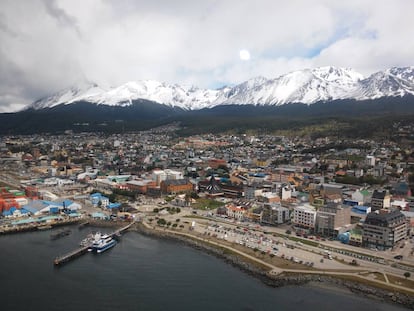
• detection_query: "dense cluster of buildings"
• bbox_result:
[0,127,413,250]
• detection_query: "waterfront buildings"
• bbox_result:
[362,210,408,250]
[292,204,317,230]
[315,203,351,237]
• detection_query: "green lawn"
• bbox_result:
[193,198,225,210]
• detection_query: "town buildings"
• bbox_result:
[0,126,413,250]
[362,210,407,250]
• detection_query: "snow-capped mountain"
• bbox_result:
[356,67,414,99]
[31,82,107,110]
[30,80,221,110]
[27,66,414,111]
[215,67,364,106]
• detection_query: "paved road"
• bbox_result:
[172,212,414,281]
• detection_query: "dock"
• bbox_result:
[54,245,90,266]
[111,221,135,237]
[53,221,135,266]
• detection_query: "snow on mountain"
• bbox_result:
[84,80,224,110]
[356,67,414,99]
[215,67,364,106]
[30,82,106,110]
[30,80,222,111]
[27,66,414,111]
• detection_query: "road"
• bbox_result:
[153,209,414,282]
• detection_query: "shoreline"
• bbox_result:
[132,223,414,310]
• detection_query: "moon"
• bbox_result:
[239,49,251,61]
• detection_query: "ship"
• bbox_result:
[89,232,116,253]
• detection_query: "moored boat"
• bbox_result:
[89,232,116,253]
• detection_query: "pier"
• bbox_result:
[54,245,90,266]
[111,221,135,237]
[53,221,135,266]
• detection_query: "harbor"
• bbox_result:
[53,220,135,266]
[0,216,82,234]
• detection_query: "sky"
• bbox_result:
[1,0,413,112]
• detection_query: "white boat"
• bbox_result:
[80,233,94,246]
[89,232,116,253]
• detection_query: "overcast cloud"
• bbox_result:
[0,0,413,112]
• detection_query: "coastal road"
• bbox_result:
[185,215,414,281]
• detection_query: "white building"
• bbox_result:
[281,185,292,201]
[292,204,317,229]
[366,155,376,167]
[152,169,183,186]
[226,204,246,221]
[152,170,167,186]
[164,169,183,180]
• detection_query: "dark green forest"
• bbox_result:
[1,96,414,140]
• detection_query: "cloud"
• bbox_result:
[0,0,413,111]
[42,0,81,36]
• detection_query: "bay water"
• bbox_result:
[0,227,409,311]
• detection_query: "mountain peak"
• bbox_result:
[27,66,414,111]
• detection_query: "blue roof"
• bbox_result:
[343,199,358,206]
[90,193,102,198]
[2,210,12,216]
[351,205,370,215]
[108,203,121,209]
[21,205,39,215]
[91,212,108,219]
[41,200,54,205]
[11,217,36,225]
[249,173,266,178]
[62,199,73,207]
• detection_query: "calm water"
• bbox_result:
[0,227,409,311]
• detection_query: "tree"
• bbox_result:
[404,272,411,279]
[157,218,166,226]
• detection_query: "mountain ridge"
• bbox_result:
[27,66,414,111]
